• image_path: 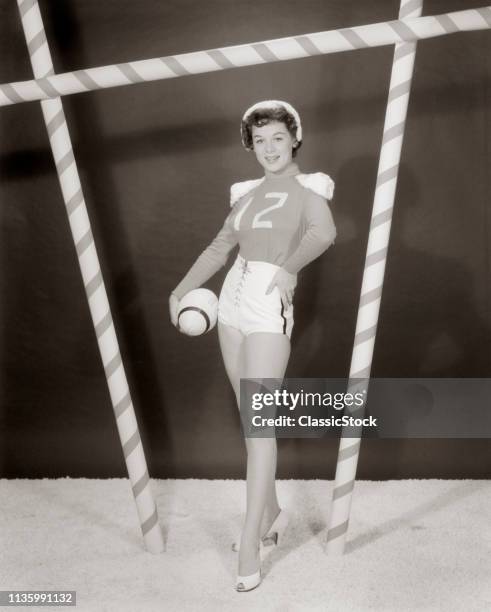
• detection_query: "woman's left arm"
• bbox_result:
[266,190,336,307]
[282,190,336,275]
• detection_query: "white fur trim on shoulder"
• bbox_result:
[230,178,264,207]
[295,172,335,200]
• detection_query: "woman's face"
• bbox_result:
[251,120,297,174]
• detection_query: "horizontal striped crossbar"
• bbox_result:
[1,6,490,107]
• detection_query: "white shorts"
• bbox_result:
[218,254,295,338]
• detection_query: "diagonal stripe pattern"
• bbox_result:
[1,6,490,107]
[16,0,164,554]
[325,0,423,556]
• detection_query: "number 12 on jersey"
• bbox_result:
[233,192,288,231]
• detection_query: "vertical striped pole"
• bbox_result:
[325,0,423,555]
[17,0,164,554]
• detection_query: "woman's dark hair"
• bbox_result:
[241,107,302,158]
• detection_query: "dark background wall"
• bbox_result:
[1,0,490,479]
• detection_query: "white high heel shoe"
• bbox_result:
[236,569,261,592]
[232,510,289,557]
[262,509,289,547]
[236,543,262,592]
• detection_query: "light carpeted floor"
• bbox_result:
[1,479,490,612]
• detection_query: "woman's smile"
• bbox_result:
[252,121,297,175]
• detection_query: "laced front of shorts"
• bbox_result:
[233,258,252,308]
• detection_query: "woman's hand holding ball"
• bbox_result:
[169,293,180,328]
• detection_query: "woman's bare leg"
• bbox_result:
[217,321,244,405]
[238,331,290,577]
[217,323,281,533]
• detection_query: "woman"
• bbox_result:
[169,100,336,591]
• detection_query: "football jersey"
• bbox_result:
[172,162,336,300]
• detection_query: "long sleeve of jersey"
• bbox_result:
[172,214,238,300]
[282,190,336,275]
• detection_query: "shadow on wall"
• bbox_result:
[2,74,490,181]
[285,154,491,478]
[0,2,177,478]
[291,153,491,379]
[45,1,178,477]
